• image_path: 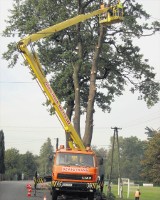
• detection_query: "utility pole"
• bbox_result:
[108,127,123,198]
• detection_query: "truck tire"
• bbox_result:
[52,191,58,200]
[88,193,94,200]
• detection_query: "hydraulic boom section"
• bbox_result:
[18,2,123,150]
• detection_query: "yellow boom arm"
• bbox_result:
[18,4,123,150]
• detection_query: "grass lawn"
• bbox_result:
[103,184,160,200]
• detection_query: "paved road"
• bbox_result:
[0,181,102,200]
[0,180,51,200]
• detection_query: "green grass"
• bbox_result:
[103,184,160,200]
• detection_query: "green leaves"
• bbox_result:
[106,136,147,181]
[0,130,5,174]
[3,0,160,108]
[5,148,20,180]
[4,138,54,180]
[38,138,54,175]
[2,0,160,146]
[2,42,18,68]
[5,148,37,180]
[141,132,160,184]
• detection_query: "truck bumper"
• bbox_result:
[52,181,97,194]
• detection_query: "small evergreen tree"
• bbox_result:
[38,138,54,176]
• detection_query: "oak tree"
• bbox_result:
[3,0,160,146]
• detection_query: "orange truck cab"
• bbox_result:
[51,146,98,200]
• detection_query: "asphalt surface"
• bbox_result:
[0,180,51,200]
[0,181,101,200]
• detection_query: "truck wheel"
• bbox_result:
[88,193,94,200]
[52,191,58,200]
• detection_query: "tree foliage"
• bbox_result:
[120,136,146,180]
[19,151,38,179]
[5,148,20,180]
[38,138,54,176]
[4,138,54,180]
[106,136,146,181]
[145,126,160,139]
[106,136,123,180]
[3,0,160,146]
[3,134,160,184]
[92,146,108,176]
[141,132,160,185]
[0,130,5,178]
[5,148,38,180]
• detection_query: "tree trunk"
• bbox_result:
[83,26,106,147]
[73,23,83,138]
[73,2,84,138]
[66,3,83,146]
[73,63,81,137]
[65,99,74,148]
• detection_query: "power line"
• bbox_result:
[0,81,34,84]
[1,112,160,130]
[121,115,160,129]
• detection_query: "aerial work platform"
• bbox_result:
[99,1,124,25]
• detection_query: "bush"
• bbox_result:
[106,192,116,200]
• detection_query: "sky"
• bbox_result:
[0,0,160,155]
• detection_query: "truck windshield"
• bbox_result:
[56,153,94,167]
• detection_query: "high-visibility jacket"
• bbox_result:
[135,190,140,197]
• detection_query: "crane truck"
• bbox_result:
[18,2,123,200]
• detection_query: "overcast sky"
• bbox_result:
[0,0,160,155]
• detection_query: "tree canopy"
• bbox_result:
[38,138,54,176]
[19,151,38,179]
[120,136,147,180]
[4,138,54,180]
[3,0,160,146]
[145,126,160,139]
[141,132,160,185]
[106,136,146,181]
[3,135,160,185]
[5,148,21,180]
[5,148,37,180]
